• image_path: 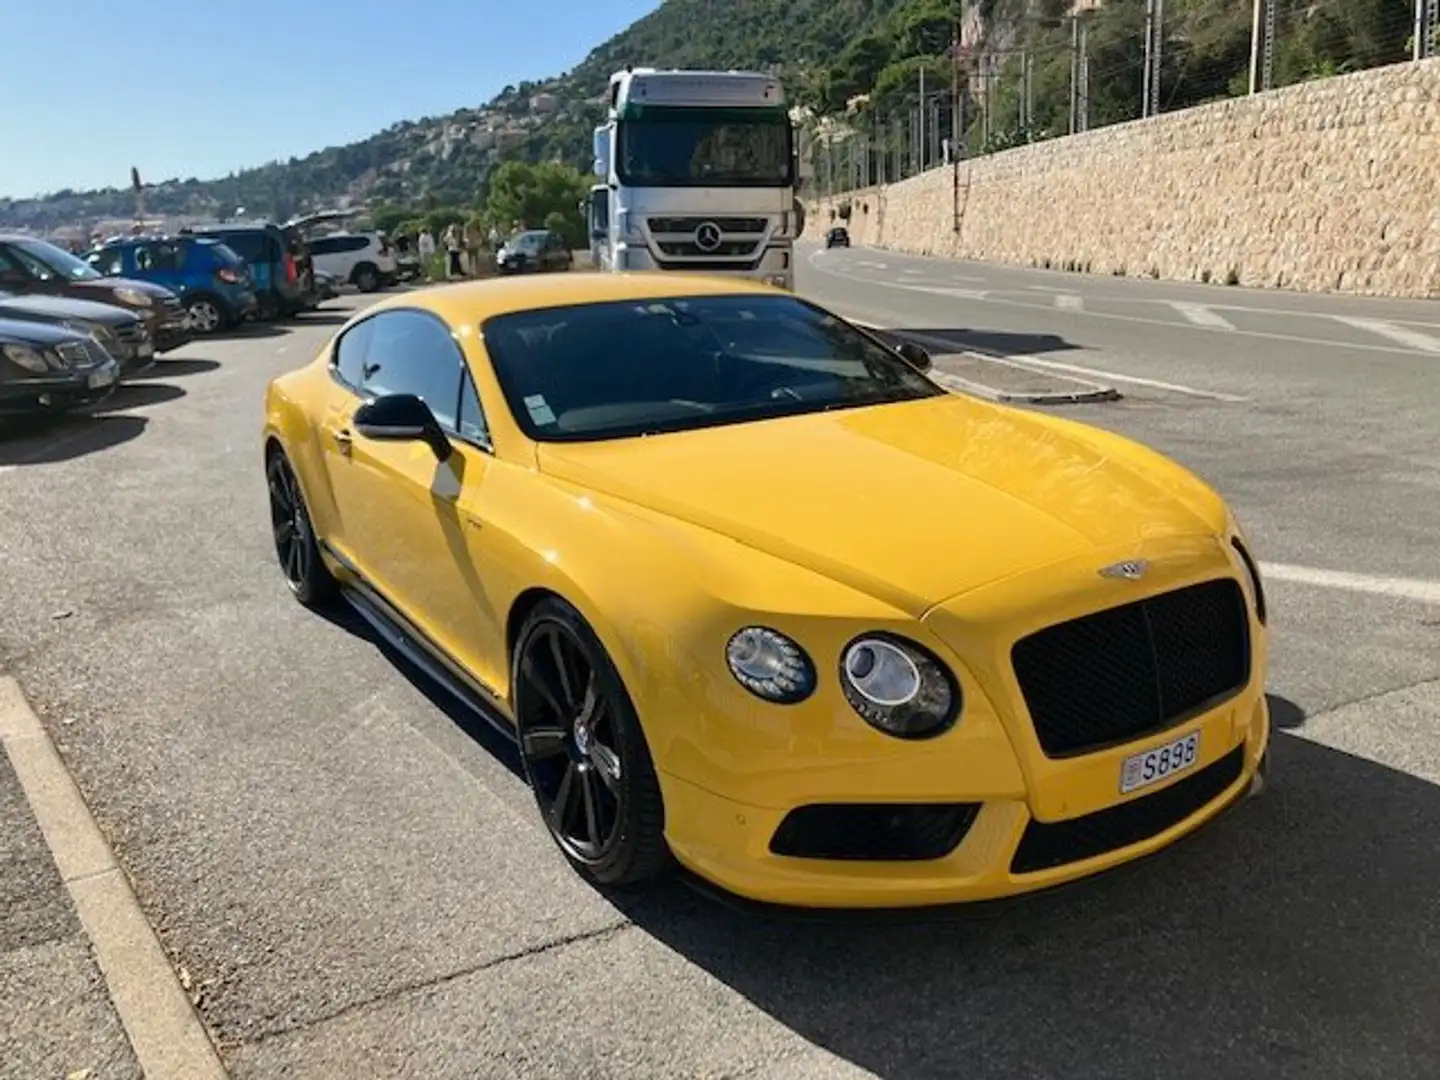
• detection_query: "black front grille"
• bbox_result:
[1010,743,1247,874]
[655,240,761,258]
[114,321,147,344]
[1011,579,1251,758]
[652,256,765,273]
[770,803,980,861]
[648,216,768,234]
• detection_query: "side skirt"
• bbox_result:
[320,540,519,748]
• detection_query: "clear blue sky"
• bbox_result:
[0,0,661,200]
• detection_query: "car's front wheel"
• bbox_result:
[266,449,336,608]
[186,295,227,333]
[513,598,670,888]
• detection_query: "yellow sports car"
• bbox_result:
[262,273,1271,909]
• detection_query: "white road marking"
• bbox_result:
[0,678,228,1080]
[1169,301,1235,330]
[976,351,1249,402]
[908,284,991,301]
[1260,563,1440,606]
[1333,316,1440,353]
[1055,294,1085,312]
[1024,285,1074,293]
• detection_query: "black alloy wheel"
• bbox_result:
[513,598,669,887]
[266,451,335,608]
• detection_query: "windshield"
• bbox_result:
[481,294,941,442]
[11,238,103,281]
[617,110,794,188]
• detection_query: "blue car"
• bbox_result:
[86,235,259,334]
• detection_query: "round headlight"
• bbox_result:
[840,634,959,739]
[1,343,50,373]
[725,626,815,704]
[114,287,153,308]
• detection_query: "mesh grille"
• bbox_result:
[770,803,980,861]
[1011,579,1250,758]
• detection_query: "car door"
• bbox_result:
[338,309,505,681]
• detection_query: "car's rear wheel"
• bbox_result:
[513,598,669,887]
[266,450,335,608]
[186,295,227,333]
[352,263,380,293]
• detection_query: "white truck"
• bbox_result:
[586,67,801,290]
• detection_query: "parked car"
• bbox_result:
[307,232,398,292]
[311,270,339,303]
[85,235,259,334]
[826,226,851,249]
[0,290,155,377]
[0,316,120,417]
[0,234,192,353]
[261,274,1271,905]
[495,229,573,274]
[186,224,308,319]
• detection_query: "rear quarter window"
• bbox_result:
[212,232,267,262]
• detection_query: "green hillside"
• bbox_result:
[0,0,1416,231]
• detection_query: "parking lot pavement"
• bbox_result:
[2,281,1439,1079]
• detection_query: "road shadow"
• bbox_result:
[289,312,351,327]
[90,382,186,412]
[312,596,524,781]
[214,321,287,340]
[130,357,220,379]
[886,327,1081,359]
[0,414,147,465]
[612,700,1439,1079]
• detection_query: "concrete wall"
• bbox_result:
[804,58,1440,297]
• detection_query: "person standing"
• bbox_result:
[417,228,436,271]
[443,224,463,279]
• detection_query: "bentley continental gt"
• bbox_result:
[261,273,1271,909]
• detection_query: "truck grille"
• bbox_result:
[1010,579,1251,758]
[655,239,760,258]
[647,216,768,234]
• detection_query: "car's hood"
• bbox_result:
[0,316,89,347]
[537,394,1221,614]
[69,277,176,302]
[0,292,135,324]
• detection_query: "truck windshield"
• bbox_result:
[618,113,793,188]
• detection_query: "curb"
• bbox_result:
[0,677,229,1080]
[852,321,1124,405]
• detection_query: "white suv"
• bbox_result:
[306,232,397,293]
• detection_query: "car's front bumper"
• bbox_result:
[661,694,1270,909]
[0,360,121,415]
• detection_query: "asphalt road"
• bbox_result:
[1,257,1438,1080]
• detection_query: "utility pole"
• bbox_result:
[1077,19,1091,132]
[1250,0,1276,92]
[1142,0,1164,118]
[1415,0,1438,60]
[952,0,964,232]
[1069,17,1079,134]
[918,66,927,173]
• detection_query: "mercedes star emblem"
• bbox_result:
[693,221,723,253]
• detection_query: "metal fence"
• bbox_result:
[807,0,1439,200]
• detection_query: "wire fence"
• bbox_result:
[805,0,1438,199]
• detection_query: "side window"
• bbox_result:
[88,248,125,276]
[343,236,370,254]
[360,310,464,430]
[0,246,25,284]
[332,318,375,389]
[456,367,489,445]
[153,243,184,271]
[220,232,264,262]
[134,245,156,272]
[309,236,340,256]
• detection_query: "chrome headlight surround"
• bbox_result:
[725,626,816,705]
[839,633,960,740]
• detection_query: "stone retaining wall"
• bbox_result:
[804,59,1440,297]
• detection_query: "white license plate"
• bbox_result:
[88,369,116,389]
[1120,730,1200,794]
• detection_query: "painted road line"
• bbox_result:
[1260,563,1440,606]
[976,351,1248,403]
[1333,316,1440,354]
[0,678,229,1080]
[1169,301,1235,330]
[1055,294,1085,312]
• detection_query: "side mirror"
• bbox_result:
[353,393,452,461]
[896,341,932,372]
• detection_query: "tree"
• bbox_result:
[483,160,589,247]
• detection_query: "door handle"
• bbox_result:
[333,428,353,455]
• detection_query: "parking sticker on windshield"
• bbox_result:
[523,394,557,425]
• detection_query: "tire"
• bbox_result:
[265,449,336,608]
[186,294,228,334]
[512,598,670,888]
[352,263,380,293]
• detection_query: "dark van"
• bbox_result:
[188,224,308,319]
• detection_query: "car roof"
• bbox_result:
[364,271,784,326]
